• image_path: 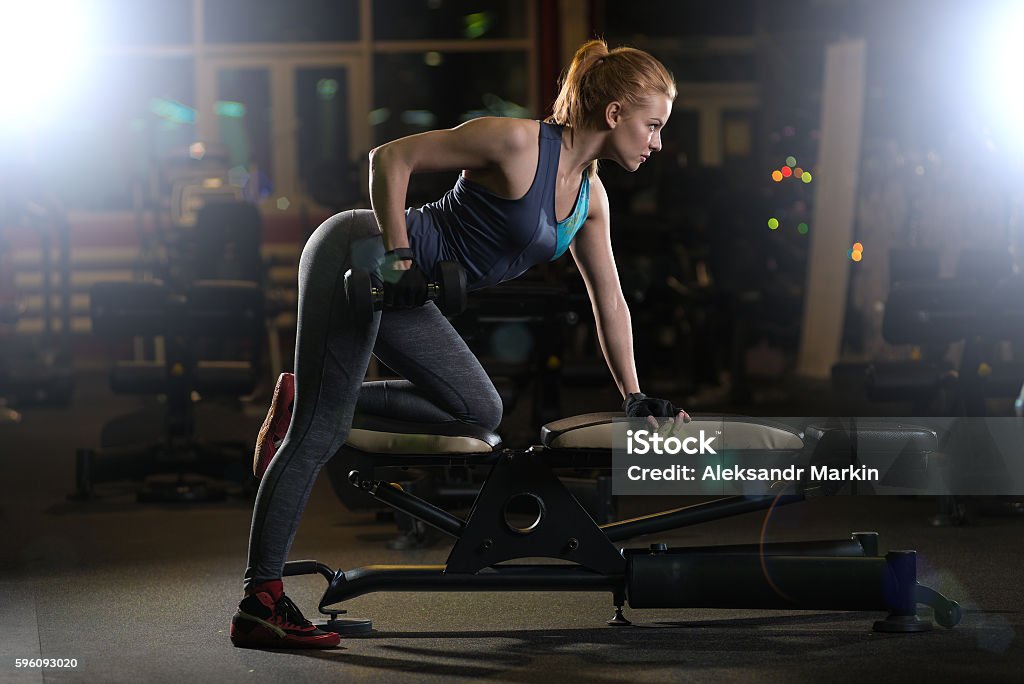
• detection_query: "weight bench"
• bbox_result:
[866,274,1024,413]
[285,414,961,634]
[74,280,265,502]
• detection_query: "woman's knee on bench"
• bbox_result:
[450,381,503,432]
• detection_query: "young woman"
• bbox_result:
[230,39,690,649]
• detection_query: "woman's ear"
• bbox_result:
[604,101,624,129]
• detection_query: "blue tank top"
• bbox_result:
[404,121,589,291]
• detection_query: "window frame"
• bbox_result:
[83,0,539,213]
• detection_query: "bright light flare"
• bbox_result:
[978,3,1024,153]
[0,0,95,131]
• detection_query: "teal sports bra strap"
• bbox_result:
[551,173,590,261]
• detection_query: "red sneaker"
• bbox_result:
[230,587,340,649]
[254,372,295,480]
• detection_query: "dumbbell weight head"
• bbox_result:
[344,268,379,322]
[345,261,467,322]
[435,261,467,317]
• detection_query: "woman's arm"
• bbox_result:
[368,117,533,255]
[568,175,642,400]
[572,177,690,426]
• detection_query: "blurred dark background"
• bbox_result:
[3,0,1023,432]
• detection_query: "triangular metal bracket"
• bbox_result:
[445,448,625,575]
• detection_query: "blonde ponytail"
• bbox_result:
[546,39,677,177]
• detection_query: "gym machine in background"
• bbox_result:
[69,136,281,502]
[839,247,1024,524]
[73,276,265,502]
[0,163,75,408]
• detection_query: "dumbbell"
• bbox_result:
[344,260,468,322]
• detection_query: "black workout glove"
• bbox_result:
[623,392,682,419]
[382,249,428,308]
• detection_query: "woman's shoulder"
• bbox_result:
[459,116,541,153]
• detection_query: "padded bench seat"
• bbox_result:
[344,413,937,468]
[347,414,502,455]
[805,421,937,453]
[345,412,807,457]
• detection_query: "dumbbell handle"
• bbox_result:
[347,261,465,322]
[368,282,444,299]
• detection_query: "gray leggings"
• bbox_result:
[245,209,503,587]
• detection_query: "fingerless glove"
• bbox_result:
[622,392,680,418]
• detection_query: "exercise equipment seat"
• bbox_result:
[347,414,502,456]
[293,412,959,636]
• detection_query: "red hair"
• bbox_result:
[547,39,677,176]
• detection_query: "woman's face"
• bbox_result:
[605,95,673,172]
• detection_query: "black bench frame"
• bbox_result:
[284,420,962,634]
